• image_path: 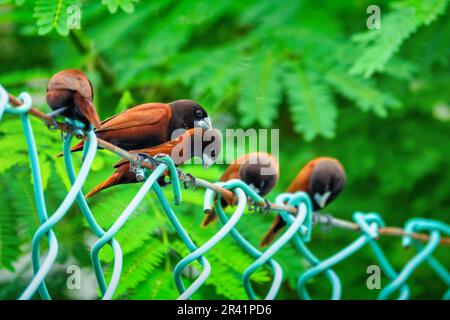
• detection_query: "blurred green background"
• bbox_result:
[0,0,449,299]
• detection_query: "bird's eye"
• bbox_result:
[211,149,216,158]
[260,180,267,189]
[195,110,203,118]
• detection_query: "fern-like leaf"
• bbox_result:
[350,0,449,78]
[325,68,401,117]
[33,0,81,36]
[0,173,23,271]
[132,269,179,299]
[238,53,282,127]
[284,63,337,141]
[101,0,139,14]
[113,239,168,297]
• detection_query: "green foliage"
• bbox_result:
[284,63,338,140]
[0,0,449,300]
[351,0,449,77]
[33,0,81,35]
[101,0,139,14]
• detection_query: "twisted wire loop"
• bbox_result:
[241,192,312,300]
[0,85,8,120]
[64,139,123,296]
[285,194,342,300]
[1,85,450,300]
[1,91,54,299]
[297,212,386,299]
[90,155,181,300]
[20,130,98,300]
[379,218,450,300]
[353,213,409,300]
[173,179,265,300]
[213,187,283,300]
[0,87,123,300]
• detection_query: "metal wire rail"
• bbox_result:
[1,85,449,300]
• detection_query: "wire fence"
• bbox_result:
[1,85,449,300]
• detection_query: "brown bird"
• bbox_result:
[85,128,221,199]
[201,152,279,227]
[260,157,346,247]
[59,99,212,156]
[46,69,101,129]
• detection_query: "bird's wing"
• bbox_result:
[96,103,170,132]
[113,134,186,168]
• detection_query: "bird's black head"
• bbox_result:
[168,100,212,132]
[240,153,279,196]
[309,158,346,211]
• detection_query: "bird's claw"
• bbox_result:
[180,172,196,190]
[134,153,163,168]
[248,201,257,212]
[147,155,164,167]
[248,198,271,214]
[130,153,147,172]
[319,213,334,232]
[260,198,272,215]
[45,116,60,131]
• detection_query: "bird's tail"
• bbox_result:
[260,214,286,247]
[85,172,120,199]
[201,208,219,227]
[201,197,229,227]
[74,91,101,129]
[56,140,85,158]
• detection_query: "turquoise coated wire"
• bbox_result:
[64,141,123,296]
[276,192,342,300]
[213,201,283,300]
[0,85,8,120]
[297,212,381,299]
[173,180,255,300]
[267,193,341,299]
[152,184,212,299]
[172,179,267,299]
[2,85,449,301]
[379,218,450,300]
[353,212,410,300]
[90,162,168,299]
[3,92,53,299]
[242,192,312,300]
[292,237,342,300]
[19,130,98,300]
[206,182,283,300]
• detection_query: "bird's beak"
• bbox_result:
[196,117,212,129]
[202,153,215,169]
[314,191,332,209]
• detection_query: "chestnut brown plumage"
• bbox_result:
[46,69,101,129]
[58,99,212,156]
[260,157,346,247]
[201,152,279,227]
[85,128,221,199]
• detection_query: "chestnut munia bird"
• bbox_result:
[85,128,221,199]
[260,157,346,247]
[201,152,279,227]
[46,69,101,129]
[59,99,212,156]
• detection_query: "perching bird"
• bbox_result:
[201,152,279,227]
[260,157,346,247]
[46,69,101,129]
[85,128,221,199]
[58,99,212,156]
